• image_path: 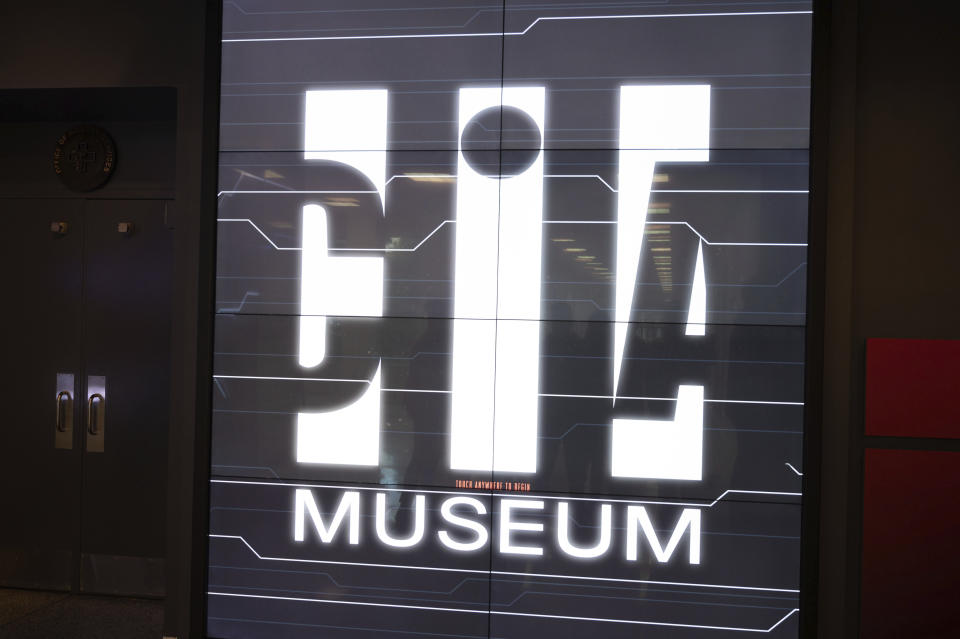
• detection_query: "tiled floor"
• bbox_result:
[0,588,163,639]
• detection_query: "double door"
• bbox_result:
[0,198,172,597]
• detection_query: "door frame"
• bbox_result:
[172,1,222,637]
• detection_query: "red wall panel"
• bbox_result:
[865,338,960,438]
[861,448,960,639]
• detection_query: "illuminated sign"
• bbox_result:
[296,85,709,480]
[294,489,701,563]
[283,84,710,573]
[211,3,811,637]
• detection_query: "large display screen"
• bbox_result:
[209,2,812,637]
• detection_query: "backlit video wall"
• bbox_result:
[209,2,812,637]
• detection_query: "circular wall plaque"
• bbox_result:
[53,125,116,192]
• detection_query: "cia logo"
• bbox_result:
[296,86,710,481]
[53,125,116,192]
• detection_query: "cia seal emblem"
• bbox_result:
[53,125,116,192]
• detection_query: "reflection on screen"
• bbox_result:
[210,2,812,637]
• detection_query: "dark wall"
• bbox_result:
[814,0,960,637]
[0,2,216,637]
[853,5,960,338]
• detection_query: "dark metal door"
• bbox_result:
[0,199,172,597]
[79,199,172,597]
[0,199,84,591]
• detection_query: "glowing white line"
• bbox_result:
[385,174,455,185]
[216,218,454,252]
[546,220,807,247]
[218,190,375,196]
[209,479,799,509]
[709,490,801,506]
[542,171,805,194]
[218,218,297,251]
[217,218,804,251]
[208,589,488,614]
[212,376,800,405]
[214,374,368,383]
[705,399,804,406]
[208,533,799,593]
[544,174,618,192]
[540,392,802,406]
[766,610,802,632]
[396,220,455,251]
[707,242,806,246]
[207,591,799,632]
[218,182,806,196]
[785,463,803,476]
[222,11,813,43]
[655,189,808,194]
[499,607,799,632]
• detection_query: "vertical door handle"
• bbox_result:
[86,375,106,453]
[55,373,75,449]
[56,391,72,432]
[87,393,105,434]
